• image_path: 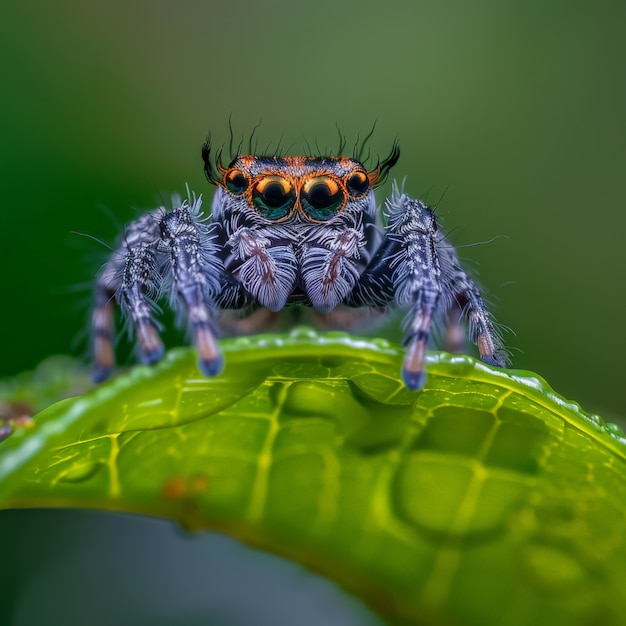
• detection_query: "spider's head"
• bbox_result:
[202,138,400,225]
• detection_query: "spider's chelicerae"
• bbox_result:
[92,137,508,390]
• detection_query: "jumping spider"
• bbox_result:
[92,137,507,390]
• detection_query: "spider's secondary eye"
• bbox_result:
[251,175,295,220]
[346,170,370,197]
[225,169,249,196]
[301,176,345,221]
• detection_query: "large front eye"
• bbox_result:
[224,169,249,196]
[346,170,370,197]
[251,175,295,220]
[301,176,345,221]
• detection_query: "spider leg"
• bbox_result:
[92,281,116,382]
[436,234,507,368]
[348,186,506,390]
[93,211,165,382]
[347,194,441,389]
[389,198,443,390]
[159,198,228,376]
[450,281,507,368]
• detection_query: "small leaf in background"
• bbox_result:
[1,330,625,626]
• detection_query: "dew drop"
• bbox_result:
[288,326,319,340]
[59,462,102,484]
[441,353,476,377]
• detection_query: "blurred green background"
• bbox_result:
[1,1,625,624]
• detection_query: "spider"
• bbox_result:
[92,137,507,390]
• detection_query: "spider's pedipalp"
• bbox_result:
[226,227,297,312]
[301,228,365,313]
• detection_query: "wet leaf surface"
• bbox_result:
[2,330,625,626]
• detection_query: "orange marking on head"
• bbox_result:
[368,164,382,186]
[255,174,293,195]
[239,155,255,169]
[283,156,307,167]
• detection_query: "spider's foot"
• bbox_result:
[93,365,114,384]
[402,333,428,391]
[480,351,507,369]
[137,324,165,365]
[402,366,426,391]
[0,425,12,443]
[477,333,508,369]
[199,353,224,377]
[194,324,224,377]
[139,344,166,365]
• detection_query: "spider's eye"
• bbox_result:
[224,169,249,196]
[251,175,295,220]
[346,170,370,198]
[300,176,345,221]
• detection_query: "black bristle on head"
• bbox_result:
[202,134,218,185]
[353,120,378,162]
[376,140,400,185]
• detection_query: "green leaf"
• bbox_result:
[2,329,626,626]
